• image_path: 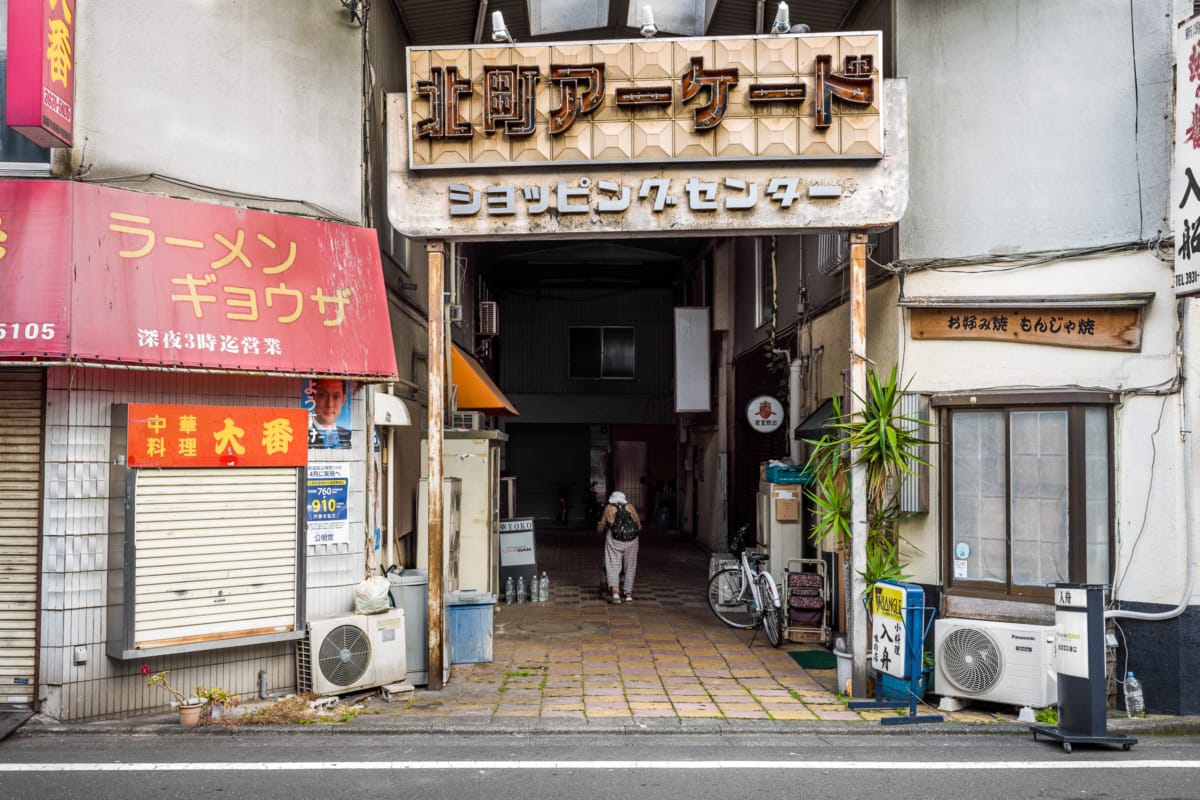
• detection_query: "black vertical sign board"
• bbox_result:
[1030,583,1136,753]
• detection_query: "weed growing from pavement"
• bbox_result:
[206,693,375,727]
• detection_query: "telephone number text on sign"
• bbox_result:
[0,321,57,341]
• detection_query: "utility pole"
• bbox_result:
[849,230,869,698]
[425,240,445,690]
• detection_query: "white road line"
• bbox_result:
[0,760,1195,772]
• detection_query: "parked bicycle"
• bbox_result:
[707,548,783,647]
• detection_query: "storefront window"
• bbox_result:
[945,399,1112,599]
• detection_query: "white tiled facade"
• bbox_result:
[38,366,368,721]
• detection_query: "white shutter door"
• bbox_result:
[133,467,298,649]
[0,371,43,707]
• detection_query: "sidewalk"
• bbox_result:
[18,526,1192,737]
[348,526,1010,729]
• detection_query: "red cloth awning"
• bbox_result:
[0,180,397,379]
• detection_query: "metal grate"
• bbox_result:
[940,626,1003,694]
[478,301,498,336]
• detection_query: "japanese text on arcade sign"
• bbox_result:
[408,33,881,170]
[126,404,309,468]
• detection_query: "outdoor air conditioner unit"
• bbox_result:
[451,411,489,431]
[934,618,1057,709]
[478,301,498,336]
[298,609,407,696]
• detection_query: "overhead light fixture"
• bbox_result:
[771,2,790,34]
[770,1,810,34]
[491,10,514,43]
[640,5,658,38]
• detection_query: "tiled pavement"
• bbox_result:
[360,525,1011,728]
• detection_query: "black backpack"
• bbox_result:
[610,504,639,541]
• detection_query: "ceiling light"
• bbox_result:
[491,10,514,43]
[640,5,658,38]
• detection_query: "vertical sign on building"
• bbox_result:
[6,0,75,147]
[1175,14,1200,296]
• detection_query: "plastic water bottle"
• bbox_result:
[516,576,526,604]
[539,571,549,602]
[505,576,515,605]
[1124,672,1145,718]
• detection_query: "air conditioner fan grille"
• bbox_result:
[317,623,372,687]
[940,626,1003,694]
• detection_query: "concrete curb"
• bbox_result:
[16,712,1198,739]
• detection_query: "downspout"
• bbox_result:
[788,358,802,464]
[1105,301,1195,621]
[755,0,765,34]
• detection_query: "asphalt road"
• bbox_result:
[0,731,1197,800]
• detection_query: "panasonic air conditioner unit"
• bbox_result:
[934,618,1057,709]
[478,301,498,336]
[298,609,407,696]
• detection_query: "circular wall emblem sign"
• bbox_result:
[745,395,784,433]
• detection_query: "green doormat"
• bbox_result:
[788,649,838,670]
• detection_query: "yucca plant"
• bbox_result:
[803,366,931,593]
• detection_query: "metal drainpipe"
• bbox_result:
[788,358,803,464]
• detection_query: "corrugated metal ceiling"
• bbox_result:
[391,0,860,46]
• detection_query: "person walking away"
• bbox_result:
[597,491,641,604]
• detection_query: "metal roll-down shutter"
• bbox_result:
[0,371,44,707]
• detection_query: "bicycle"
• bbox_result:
[707,548,783,647]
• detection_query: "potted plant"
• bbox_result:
[194,685,239,720]
[803,366,932,691]
[803,365,930,592]
[141,665,203,727]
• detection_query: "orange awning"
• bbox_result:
[450,345,519,416]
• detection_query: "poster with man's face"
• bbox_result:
[303,379,352,450]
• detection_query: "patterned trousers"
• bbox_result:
[604,534,639,594]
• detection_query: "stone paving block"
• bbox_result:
[764,706,819,720]
[585,707,633,718]
[718,705,770,719]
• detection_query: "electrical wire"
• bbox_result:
[1109,393,1167,600]
[875,238,1172,276]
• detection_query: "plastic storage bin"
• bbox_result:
[446,589,496,664]
[387,569,433,684]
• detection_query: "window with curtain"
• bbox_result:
[944,399,1111,600]
[568,325,635,379]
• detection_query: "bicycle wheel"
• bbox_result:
[756,572,783,648]
[707,568,756,629]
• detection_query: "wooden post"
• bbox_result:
[849,230,869,698]
[426,240,446,690]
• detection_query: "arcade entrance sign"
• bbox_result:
[389,31,908,239]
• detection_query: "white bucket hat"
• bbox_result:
[608,491,626,504]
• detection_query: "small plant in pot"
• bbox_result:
[194,685,238,719]
[803,366,930,592]
[141,665,203,727]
